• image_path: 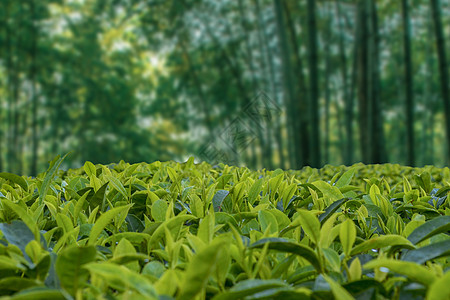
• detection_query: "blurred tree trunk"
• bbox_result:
[30,0,38,176]
[356,0,370,163]
[283,1,311,168]
[238,0,268,169]
[5,3,14,172]
[430,0,450,163]
[356,0,387,164]
[401,0,415,166]
[254,0,282,169]
[336,0,353,165]
[307,0,321,167]
[369,0,387,163]
[274,0,298,169]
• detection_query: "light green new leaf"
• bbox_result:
[335,168,356,188]
[427,271,450,300]
[296,209,321,244]
[323,274,355,300]
[248,178,264,205]
[198,213,215,243]
[351,234,415,256]
[363,259,436,286]
[87,204,133,245]
[55,245,97,296]
[0,172,28,191]
[8,288,66,300]
[151,199,168,222]
[84,262,157,298]
[106,175,128,200]
[39,153,68,205]
[313,180,344,202]
[73,190,90,224]
[148,215,195,249]
[258,210,278,235]
[340,219,356,256]
[178,239,227,300]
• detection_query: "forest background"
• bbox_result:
[0,0,450,175]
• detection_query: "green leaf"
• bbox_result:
[87,204,133,245]
[426,270,450,300]
[83,161,97,179]
[148,215,195,249]
[212,190,229,212]
[351,235,415,255]
[0,172,28,191]
[178,239,227,300]
[248,178,264,205]
[363,259,437,286]
[106,175,128,200]
[0,220,36,262]
[313,180,344,202]
[335,168,356,188]
[39,153,68,205]
[212,279,289,300]
[340,219,356,256]
[9,287,66,300]
[323,274,355,300]
[84,262,157,298]
[258,210,278,235]
[402,240,450,264]
[151,199,168,222]
[318,198,348,225]
[73,190,90,224]
[198,213,215,243]
[0,277,42,292]
[249,238,321,271]
[55,245,97,296]
[1,201,40,242]
[88,182,108,212]
[407,216,450,245]
[296,209,321,244]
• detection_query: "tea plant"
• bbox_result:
[0,156,449,299]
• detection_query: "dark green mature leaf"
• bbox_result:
[88,182,108,211]
[0,277,42,292]
[212,279,289,300]
[318,198,348,225]
[0,173,28,191]
[0,220,35,262]
[212,190,229,212]
[402,240,450,264]
[1,200,41,242]
[407,216,450,245]
[55,245,97,296]
[39,153,68,205]
[249,238,321,271]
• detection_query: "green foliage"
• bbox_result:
[0,158,449,299]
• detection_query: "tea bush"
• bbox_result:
[0,155,449,299]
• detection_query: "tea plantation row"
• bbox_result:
[0,156,449,299]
